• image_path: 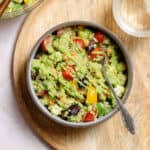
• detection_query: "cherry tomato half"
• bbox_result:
[41,36,51,52]
[84,112,95,122]
[62,65,75,81]
[94,32,105,43]
[73,38,86,49]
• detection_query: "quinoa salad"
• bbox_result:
[0,0,37,13]
[31,26,127,123]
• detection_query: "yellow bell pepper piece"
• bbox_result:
[24,0,34,5]
[86,85,97,104]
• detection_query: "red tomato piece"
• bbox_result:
[62,65,75,81]
[62,70,73,80]
[94,32,105,43]
[84,112,95,122]
[41,36,51,52]
[89,47,105,59]
[73,38,86,49]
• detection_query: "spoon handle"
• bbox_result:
[102,67,135,134]
[0,0,11,17]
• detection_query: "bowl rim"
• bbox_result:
[26,21,133,128]
[0,0,43,19]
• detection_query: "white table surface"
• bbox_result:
[0,15,50,150]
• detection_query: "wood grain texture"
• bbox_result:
[12,0,150,149]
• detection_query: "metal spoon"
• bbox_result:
[101,52,135,135]
[0,0,11,17]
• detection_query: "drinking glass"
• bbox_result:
[113,0,150,37]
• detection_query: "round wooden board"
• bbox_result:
[12,0,150,149]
